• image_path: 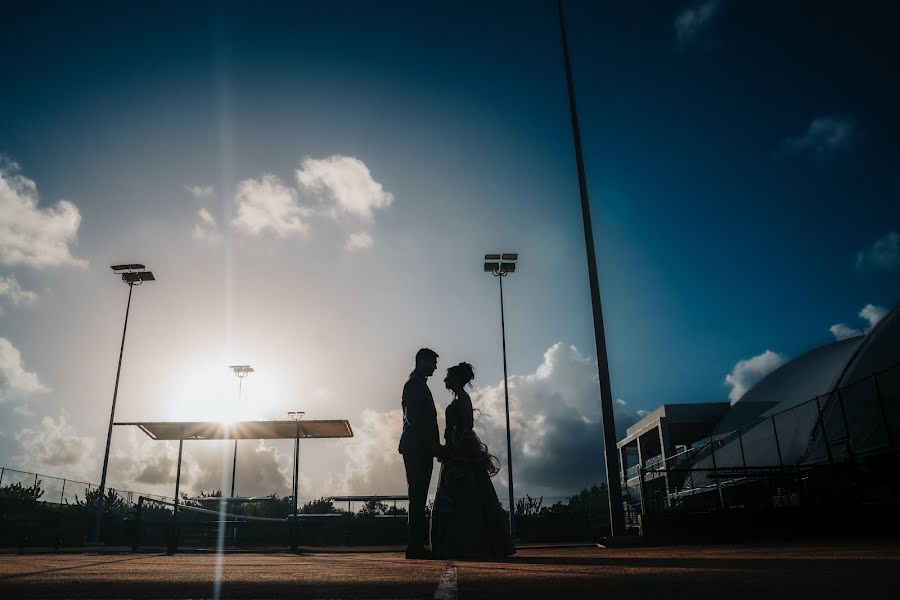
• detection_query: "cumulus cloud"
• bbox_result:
[829,303,888,341]
[724,349,787,404]
[106,431,293,498]
[0,160,86,269]
[780,116,855,157]
[327,408,407,495]
[295,155,394,222]
[859,304,888,329]
[331,343,645,498]
[674,0,721,44]
[185,184,215,199]
[344,231,374,252]
[232,173,312,237]
[192,208,222,243]
[855,231,899,271]
[0,274,38,310]
[0,337,49,400]
[231,156,393,251]
[14,412,95,478]
[829,323,862,341]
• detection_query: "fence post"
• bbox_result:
[709,437,725,510]
[133,496,144,552]
[771,416,784,466]
[835,388,854,460]
[60,479,67,509]
[33,474,39,499]
[815,396,834,464]
[1,467,5,487]
[872,373,895,450]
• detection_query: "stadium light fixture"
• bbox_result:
[95,263,155,542]
[483,251,518,535]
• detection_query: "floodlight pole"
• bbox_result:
[485,259,517,536]
[229,366,252,498]
[231,375,241,498]
[94,280,134,542]
[498,271,516,536]
[557,0,625,536]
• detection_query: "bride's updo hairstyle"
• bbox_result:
[447,362,475,387]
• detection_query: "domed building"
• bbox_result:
[618,302,900,524]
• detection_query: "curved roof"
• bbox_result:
[837,303,900,387]
[713,336,863,436]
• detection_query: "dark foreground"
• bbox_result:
[1,542,898,599]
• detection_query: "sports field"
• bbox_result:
[1,542,898,599]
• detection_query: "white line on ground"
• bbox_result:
[434,561,457,600]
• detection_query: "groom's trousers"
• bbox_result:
[403,452,434,550]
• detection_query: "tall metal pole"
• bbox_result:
[498,273,516,536]
[230,377,242,498]
[95,281,134,542]
[557,0,625,536]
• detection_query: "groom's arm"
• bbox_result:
[402,379,440,453]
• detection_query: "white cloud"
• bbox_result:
[185,184,215,199]
[0,274,38,308]
[232,173,312,238]
[104,430,293,499]
[327,408,407,496]
[295,155,394,222]
[0,337,50,400]
[344,231,374,252]
[14,412,96,478]
[829,303,889,341]
[724,349,787,404]
[331,342,645,498]
[674,0,721,44]
[192,208,222,243]
[859,304,888,329]
[829,323,862,341]
[0,160,86,269]
[855,231,900,271]
[781,116,855,157]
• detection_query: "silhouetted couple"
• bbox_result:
[398,348,515,560]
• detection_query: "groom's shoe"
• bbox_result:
[404,547,433,560]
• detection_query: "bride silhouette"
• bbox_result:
[430,362,516,559]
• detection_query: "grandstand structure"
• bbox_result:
[619,302,900,536]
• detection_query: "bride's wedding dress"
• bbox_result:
[430,390,515,559]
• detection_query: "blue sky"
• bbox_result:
[1,0,898,501]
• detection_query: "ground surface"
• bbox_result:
[1,542,898,599]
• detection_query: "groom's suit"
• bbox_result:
[399,370,440,551]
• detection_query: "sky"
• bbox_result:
[1,0,899,504]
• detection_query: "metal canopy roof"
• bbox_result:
[115,420,353,440]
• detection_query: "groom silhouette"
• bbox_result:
[398,347,443,559]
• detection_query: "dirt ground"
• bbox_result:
[1,541,898,599]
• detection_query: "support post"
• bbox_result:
[556,0,625,536]
[168,438,184,555]
[291,424,300,552]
